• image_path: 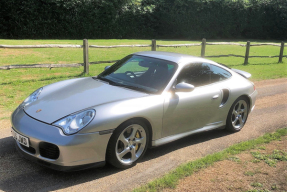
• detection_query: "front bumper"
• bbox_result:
[15,142,105,171]
[11,107,112,171]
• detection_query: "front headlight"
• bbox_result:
[53,109,95,135]
[19,88,43,108]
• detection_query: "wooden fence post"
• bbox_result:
[201,38,206,57]
[278,41,285,63]
[83,39,89,74]
[151,39,156,51]
[244,41,250,65]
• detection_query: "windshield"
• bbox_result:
[97,55,177,94]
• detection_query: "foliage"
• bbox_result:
[251,149,287,167]
[0,0,154,39]
[146,0,287,39]
[251,182,263,187]
[0,0,286,39]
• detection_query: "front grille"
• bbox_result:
[39,142,60,160]
[20,144,36,154]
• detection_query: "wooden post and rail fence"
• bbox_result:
[0,39,286,74]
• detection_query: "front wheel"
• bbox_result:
[106,120,149,169]
[226,96,249,132]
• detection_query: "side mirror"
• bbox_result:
[175,82,195,92]
[104,66,111,70]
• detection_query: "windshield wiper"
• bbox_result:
[97,76,154,93]
[96,76,118,85]
[116,83,155,93]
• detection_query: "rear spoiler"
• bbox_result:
[231,68,251,79]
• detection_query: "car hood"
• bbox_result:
[24,77,148,124]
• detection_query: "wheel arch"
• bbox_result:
[239,94,251,109]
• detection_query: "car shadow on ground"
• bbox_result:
[0,129,232,192]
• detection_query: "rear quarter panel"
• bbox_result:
[226,71,255,109]
[205,70,255,125]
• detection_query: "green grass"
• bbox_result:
[133,128,287,192]
[247,189,271,192]
[244,171,256,176]
[0,39,286,120]
[251,149,287,167]
[251,182,263,187]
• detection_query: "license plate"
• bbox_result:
[11,129,29,147]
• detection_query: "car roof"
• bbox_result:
[134,51,218,66]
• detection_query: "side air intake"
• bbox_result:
[220,89,229,107]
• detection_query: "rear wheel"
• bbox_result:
[226,96,249,132]
[106,120,149,169]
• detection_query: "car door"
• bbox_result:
[162,63,222,138]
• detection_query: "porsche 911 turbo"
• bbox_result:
[11,51,257,171]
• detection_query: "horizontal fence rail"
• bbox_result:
[0,60,122,70]
[207,42,285,47]
[89,44,151,48]
[205,54,287,58]
[0,44,83,48]
[0,44,150,49]
[1,42,286,49]
[157,43,201,47]
[249,43,284,47]
[0,39,285,72]
[0,63,83,70]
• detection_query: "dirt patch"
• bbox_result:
[0,119,11,129]
[0,109,12,129]
[255,92,287,109]
[254,78,287,88]
[168,136,287,192]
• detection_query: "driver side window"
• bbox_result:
[177,63,211,87]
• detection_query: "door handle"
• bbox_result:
[212,95,219,99]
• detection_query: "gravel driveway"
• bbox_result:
[0,78,286,192]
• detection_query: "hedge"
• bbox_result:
[0,0,286,39]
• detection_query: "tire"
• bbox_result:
[106,119,150,169]
[225,96,249,132]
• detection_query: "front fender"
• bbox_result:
[79,95,164,141]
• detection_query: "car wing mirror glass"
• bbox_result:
[175,82,195,92]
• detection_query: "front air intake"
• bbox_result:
[39,142,60,160]
[20,144,36,154]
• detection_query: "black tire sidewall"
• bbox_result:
[106,119,150,169]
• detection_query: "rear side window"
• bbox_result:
[210,65,231,83]
[177,63,211,87]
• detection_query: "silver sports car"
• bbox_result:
[11,51,257,171]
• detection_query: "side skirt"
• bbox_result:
[152,121,224,147]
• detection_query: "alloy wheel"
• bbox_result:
[115,124,147,165]
[231,100,248,130]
